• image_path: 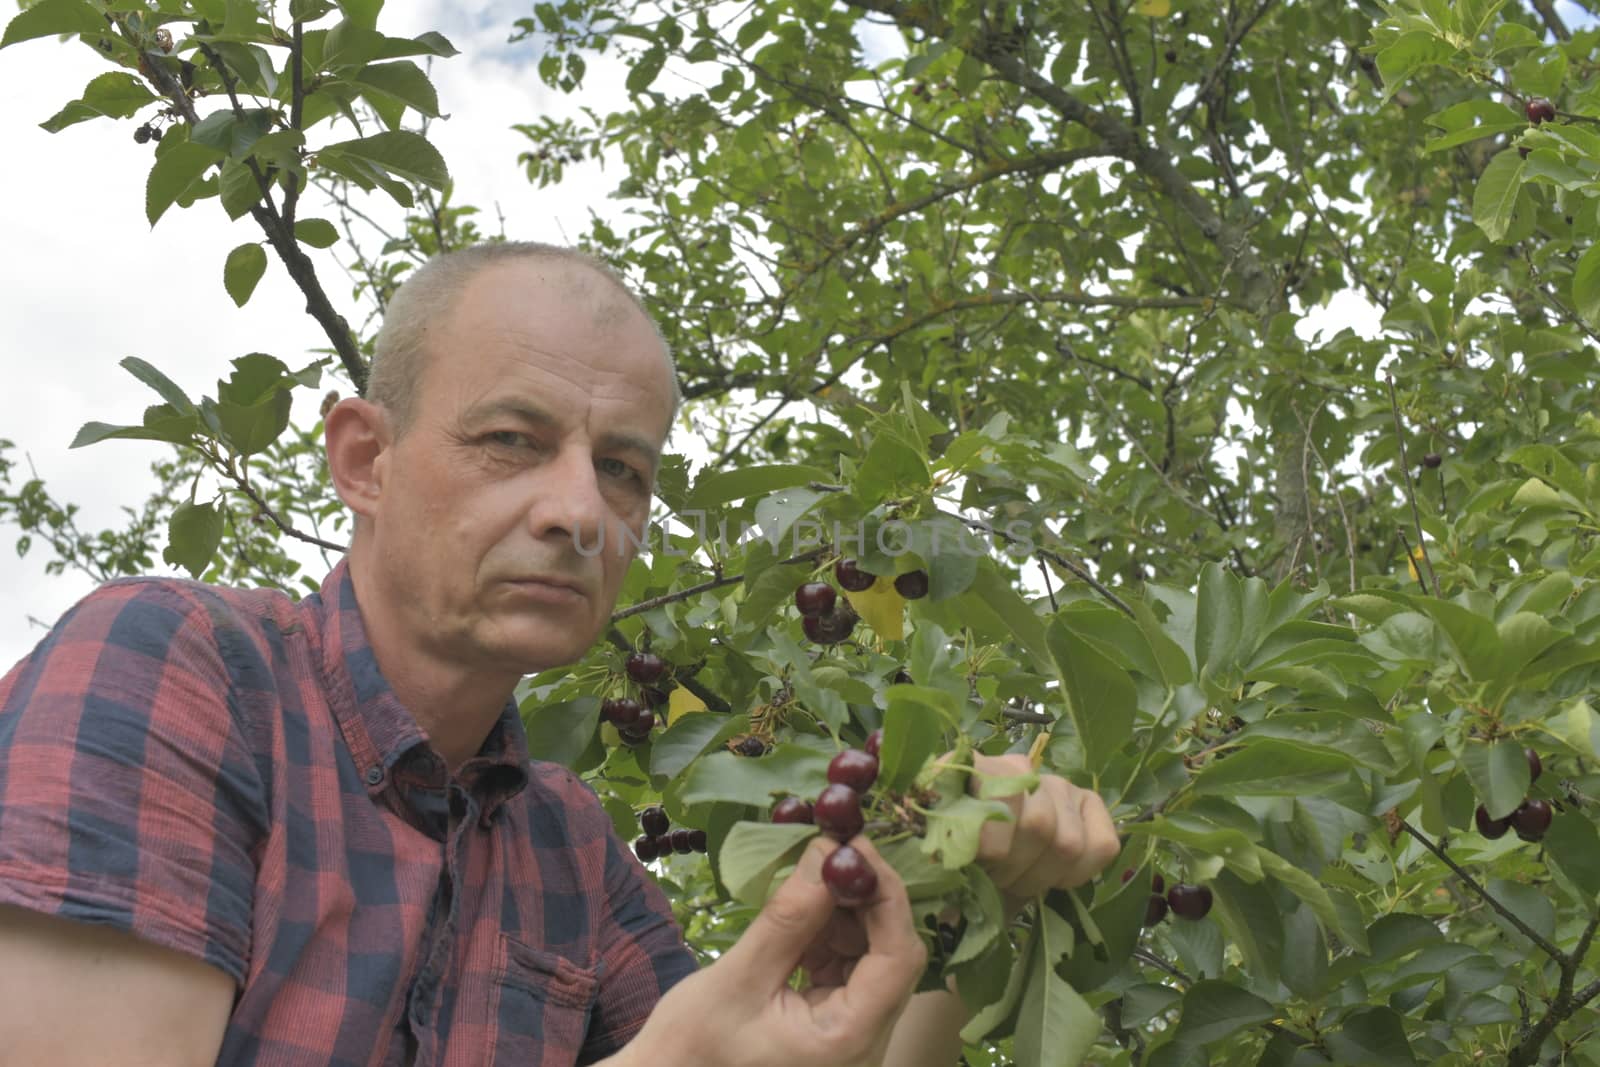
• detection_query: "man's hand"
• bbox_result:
[621,836,926,1067]
[970,753,1121,916]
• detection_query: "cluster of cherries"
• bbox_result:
[772,729,886,906]
[794,559,930,645]
[601,651,672,746]
[632,805,708,862]
[1474,748,1553,843]
[1123,869,1213,926]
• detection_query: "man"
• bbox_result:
[0,243,1119,1065]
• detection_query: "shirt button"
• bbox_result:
[365,765,384,786]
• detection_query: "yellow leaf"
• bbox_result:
[667,686,708,727]
[843,576,907,641]
[1135,0,1171,15]
[1026,731,1050,770]
[1406,544,1426,583]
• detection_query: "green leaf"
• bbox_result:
[294,218,340,248]
[687,464,831,509]
[626,47,666,93]
[223,243,268,307]
[878,685,949,791]
[71,414,200,448]
[1192,739,1354,796]
[963,562,1051,675]
[1459,740,1530,820]
[921,795,1012,870]
[1013,907,1099,1067]
[319,129,450,191]
[1473,149,1526,243]
[39,72,159,132]
[190,107,275,159]
[960,922,1033,1045]
[163,501,224,578]
[120,357,195,416]
[147,143,221,225]
[213,388,292,456]
[354,60,441,118]
[1572,243,1600,328]
[1171,979,1276,1045]
[647,712,739,781]
[1,0,103,49]
[718,821,817,905]
[1544,812,1600,902]
[1322,1006,1419,1066]
[677,748,830,808]
[1194,562,1241,679]
[519,696,600,770]
[1047,617,1136,773]
[338,0,384,29]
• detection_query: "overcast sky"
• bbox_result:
[2,4,1584,670]
[0,1,664,667]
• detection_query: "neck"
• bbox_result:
[346,551,520,773]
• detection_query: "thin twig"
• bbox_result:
[1386,375,1439,596]
[609,547,829,623]
[1398,818,1564,963]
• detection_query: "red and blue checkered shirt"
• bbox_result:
[0,559,698,1065]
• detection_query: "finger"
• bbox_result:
[997,778,1083,900]
[809,837,927,1036]
[721,836,842,990]
[971,753,1032,860]
[1060,787,1121,886]
[980,780,1059,895]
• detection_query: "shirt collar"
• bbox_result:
[304,558,530,810]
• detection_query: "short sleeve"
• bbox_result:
[0,580,268,985]
[578,827,699,1063]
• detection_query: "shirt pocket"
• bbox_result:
[489,933,600,1067]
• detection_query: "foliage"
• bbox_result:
[8,0,1600,1063]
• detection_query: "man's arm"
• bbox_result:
[0,905,233,1067]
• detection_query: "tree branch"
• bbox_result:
[1398,818,1564,964]
[1386,375,1440,596]
[838,0,1276,313]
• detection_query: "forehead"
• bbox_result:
[422,258,675,441]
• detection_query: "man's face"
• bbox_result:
[366,259,674,675]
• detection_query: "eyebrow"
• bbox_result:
[467,399,662,470]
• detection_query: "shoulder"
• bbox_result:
[9,576,297,704]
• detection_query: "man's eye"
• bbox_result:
[599,457,642,483]
[486,431,529,448]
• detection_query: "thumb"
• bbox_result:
[720,836,840,989]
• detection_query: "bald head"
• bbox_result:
[365,242,682,437]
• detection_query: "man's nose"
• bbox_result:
[528,447,609,548]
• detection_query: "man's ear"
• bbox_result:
[324,398,391,519]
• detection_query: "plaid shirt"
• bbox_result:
[0,560,697,1066]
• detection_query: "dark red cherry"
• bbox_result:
[670,828,694,854]
[1513,799,1553,842]
[1167,884,1213,920]
[633,835,658,862]
[893,570,929,599]
[834,558,877,592]
[828,749,879,792]
[639,806,669,838]
[688,829,708,853]
[821,844,879,906]
[603,697,641,726]
[626,651,668,685]
[794,582,837,617]
[864,729,883,758]
[772,797,815,824]
[1526,748,1543,784]
[1476,804,1512,840]
[1144,894,1168,926]
[814,784,864,841]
